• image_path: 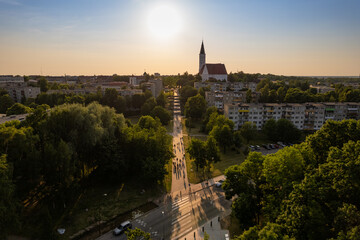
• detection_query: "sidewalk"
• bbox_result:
[172,216,230,240]
[155,175,227,205]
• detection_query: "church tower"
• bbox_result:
[199,41,206,73]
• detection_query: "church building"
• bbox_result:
[198,41,228,82]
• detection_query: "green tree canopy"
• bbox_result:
[6,103,32,116]
[184,94,206,119]
[150,106,171,125]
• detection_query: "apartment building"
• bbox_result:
[205,90,260,111]
[129,76,145,86]
[7,86,41,102]
[224,102,360,131]
[142,79,163,97]
[194,82,228,92]
[0,75,24,83]
[194,81,258,92]
[205,91,246,110]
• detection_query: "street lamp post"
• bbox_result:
[161,211,165,240]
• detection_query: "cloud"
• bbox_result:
[0,0,22,6]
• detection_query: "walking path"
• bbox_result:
[171,90,189,193]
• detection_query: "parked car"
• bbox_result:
[215,179,224,187]
[113,221,132,236]
[255,145,260,150]
[249,145,255,151]
[262,144,270,150]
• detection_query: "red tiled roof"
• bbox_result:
[199,64,227,75]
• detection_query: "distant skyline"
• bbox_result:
[0,0,359,76]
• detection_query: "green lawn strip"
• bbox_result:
[166,119,174,133]
[59,183,161,238]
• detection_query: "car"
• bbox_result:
[113,221,132,236]
[255,145,260,150]
[262,144,269,150]
[274,144,279,148]
[215,179,225,187]
[215,182,222,187]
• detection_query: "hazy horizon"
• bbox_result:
[0,0,359,76]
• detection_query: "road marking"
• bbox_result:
[171,212,191,225]
[172,196,189,205]
[171,226,193,240]
[172,198,189,208]
[172,200,190,210]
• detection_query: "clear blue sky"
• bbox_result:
[0,0,359,76]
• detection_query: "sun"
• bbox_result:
[147,5,182,39]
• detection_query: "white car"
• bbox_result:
[215,179,224,187]
[113,221,132,236]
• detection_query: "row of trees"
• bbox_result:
[0,103,173,238]
[0,87,172,125]
[256,78,360,103]
[223,119,360,239]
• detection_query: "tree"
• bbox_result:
[141,97,157,115]
[263,119,277,141]
[0,154,19,239]
[210,124,233,153]
[101,88,126,113]
[156,91,167,107]
[179,85,197,107]
[0,94,15,114]
[246,89,252,103]
[38,77,49,92]
[126,227,151,240]
[206,112,234,133]
[202,106,218,131]
[276,119,300,143]
[239,122,257,143]
[132,94,146,109]
[187,138,207,171]
[204,231,210,240]
[151,106,171,125]
[233,130,245,148]
[205,136,221,164]
[6,103,32,116]
[184,94,206,119]
[137,115,161,130]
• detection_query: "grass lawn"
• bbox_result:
[182,118,245,184]
[58,182,162,239]
[127,115,141,124]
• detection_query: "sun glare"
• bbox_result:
[147,5,182,39]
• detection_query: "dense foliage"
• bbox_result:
[255,78,360,103]
[0,103,172,238]
[223,119,360,240]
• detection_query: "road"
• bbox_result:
[97,89,231,240]
[97,184,230,240]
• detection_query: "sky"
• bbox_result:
[0,0,359,76]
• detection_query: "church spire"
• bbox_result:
[200,41,205,54]
[199,40,206,73]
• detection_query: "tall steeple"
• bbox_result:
[199,41,206,73]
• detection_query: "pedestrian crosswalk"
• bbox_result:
[171,196,189,211]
